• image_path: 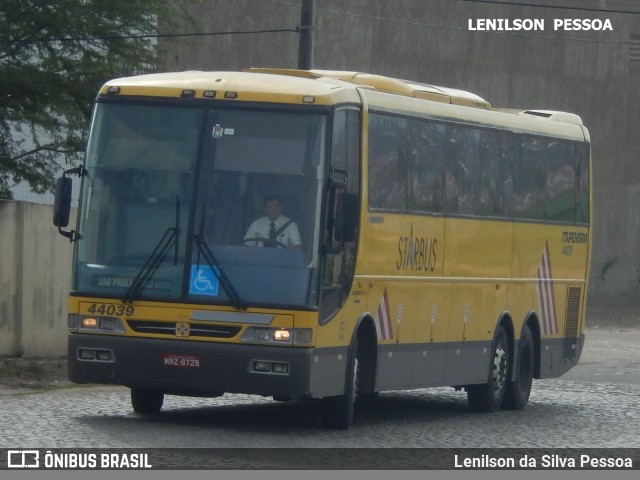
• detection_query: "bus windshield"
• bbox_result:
[73,102,326,308]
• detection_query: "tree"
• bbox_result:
[0,0,169,199]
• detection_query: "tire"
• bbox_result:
[504,325,534,410]
[320,337,359,429]
[131,387,164,414]
[467,326,510,412]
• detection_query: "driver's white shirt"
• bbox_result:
[244,215,301,247]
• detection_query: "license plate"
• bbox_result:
[161,353,201,368]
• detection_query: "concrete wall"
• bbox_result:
[161,0,640,302]
[0,201,74,357]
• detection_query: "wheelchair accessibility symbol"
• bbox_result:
[189,265,219,296]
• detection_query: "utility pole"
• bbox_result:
[297,0,315,70]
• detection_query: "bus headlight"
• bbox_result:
[81,317,99,329]
[273,329,290,342]
[241,327,313,346]
[78,316,125,334]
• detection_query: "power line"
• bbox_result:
[22,0,637,47]
[264,0,640,16]
[30,28,299,44]
[265,0,301,8]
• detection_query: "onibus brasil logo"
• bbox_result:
[6,450,152,469]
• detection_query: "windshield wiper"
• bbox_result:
[122,226,178,303]
[192,234,246,310]
[122,196,181,303]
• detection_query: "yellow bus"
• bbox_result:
[54,69,591,428]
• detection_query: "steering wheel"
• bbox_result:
[243,237,287,248]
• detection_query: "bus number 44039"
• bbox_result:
[87,304,135,317]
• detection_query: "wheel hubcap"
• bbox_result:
[352,358,359,400]
[492,344,507,398]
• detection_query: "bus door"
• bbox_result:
[319,108,361,324]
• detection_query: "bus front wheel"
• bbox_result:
[131,387,164,414]
[320,336,359,429]
[467,326,510,412]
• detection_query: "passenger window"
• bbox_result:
[368,114,407,211]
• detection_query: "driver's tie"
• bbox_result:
[269,222,277,241]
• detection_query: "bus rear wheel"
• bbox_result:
[131,387,164,414]
[504,325,534,410]
[467,326,509,412]
[320,337,359,429]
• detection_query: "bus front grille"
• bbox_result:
[127,320,241,339]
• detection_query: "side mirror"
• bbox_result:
[53,166,85,241]
[53,176,72,228]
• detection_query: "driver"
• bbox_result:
[244,195,302,248]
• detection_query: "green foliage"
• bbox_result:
[0,0,170,198]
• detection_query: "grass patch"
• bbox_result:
[0,357,70,390]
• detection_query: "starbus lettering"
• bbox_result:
[396,225,437,272]
[562,231,588,244]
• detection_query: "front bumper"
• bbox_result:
[68,334,313,398]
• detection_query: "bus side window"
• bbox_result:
[575,144,590,224]
[543,141,578,222]
[407,120,443,213]
[478,130,509,218]
[367,113,407,211]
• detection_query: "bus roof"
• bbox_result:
[247,68,493,109]
[100,69,588,141]
[100,70,362,105]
